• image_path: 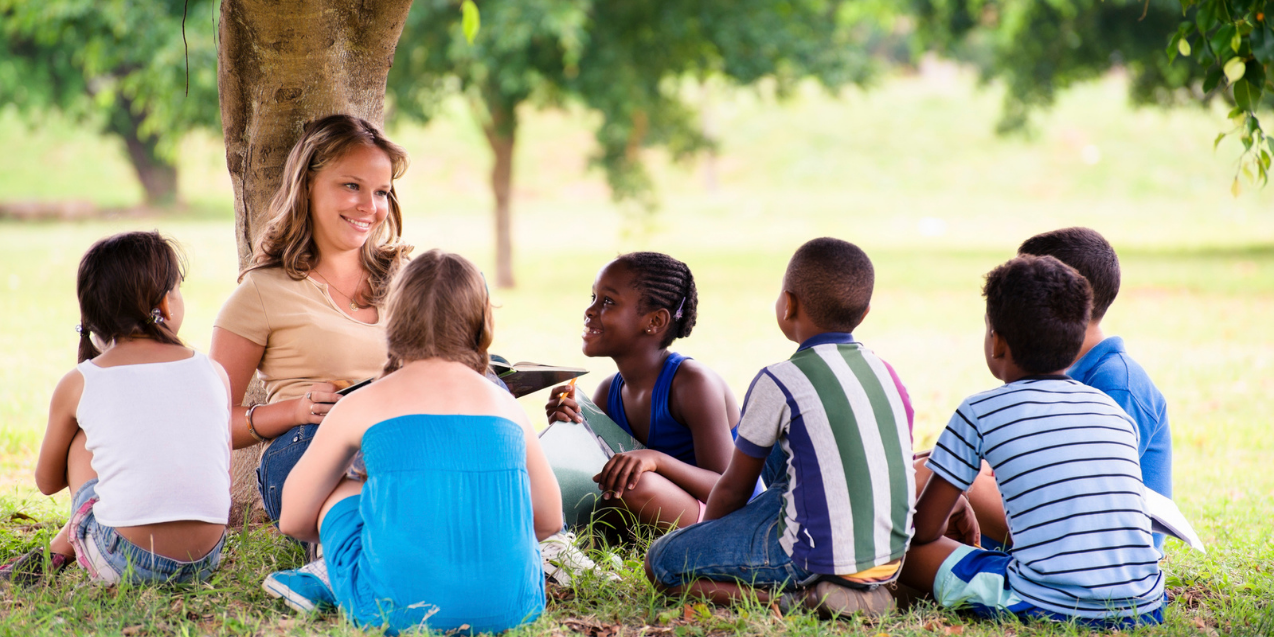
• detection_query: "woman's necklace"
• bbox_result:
[312,269,367,311]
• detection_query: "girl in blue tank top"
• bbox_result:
[268,250,563,635]
[547,252,748,540]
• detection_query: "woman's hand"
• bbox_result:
[545,383,582,424]
[593,449,660,499]
[293,382,342,425]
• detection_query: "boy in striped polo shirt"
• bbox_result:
[901,254,1165,628]
[645,238,916,618]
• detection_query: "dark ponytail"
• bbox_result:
[614,251,698,348]
[75,232,187,363]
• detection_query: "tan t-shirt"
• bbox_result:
[214,267,387,404]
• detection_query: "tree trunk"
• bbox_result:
[107,97,179,208]
[482,100,518,289]
[217,0,412,527]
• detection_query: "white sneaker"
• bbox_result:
[539,531,620,586]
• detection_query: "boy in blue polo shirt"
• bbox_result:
[1019,228,1171,502]
[645,237,915,618]
[901,254,1164,628]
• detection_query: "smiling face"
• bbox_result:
[581,261,653,357]
[308,143,394,258]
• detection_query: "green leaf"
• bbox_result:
[1233,78,1260,109]
[460,0,480,44]
[1204,66,1224,93]
[1215,132,1228,151]
[1179,37,1193,57]
[1232,31,1242,52]
[1225,56,1247,83]
[1232,177,1241,197]
[1254,25,1274,66]
[1212,23,1236,57]
[1197,2,1217,32]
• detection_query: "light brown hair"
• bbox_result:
[382,249,493,375]
[244,114,413,307]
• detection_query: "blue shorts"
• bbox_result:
[257,424,319,522]
[67,479,224,585]
[934,545,1164,629]
[647,484,817,590]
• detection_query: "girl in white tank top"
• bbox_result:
[0,232,232,587]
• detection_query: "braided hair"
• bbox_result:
[614,251,698,348]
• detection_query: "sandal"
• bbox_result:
[0,548,73,586]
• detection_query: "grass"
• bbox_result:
[1,67,1272,634]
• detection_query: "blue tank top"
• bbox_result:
[353,415,543,634]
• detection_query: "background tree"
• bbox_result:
[0,0,220,207]
[910,0,1274,187]
[389,0,876,288]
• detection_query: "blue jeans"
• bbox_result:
[68,479,224,585]
[647,466,814,590]
[257,424,319,522]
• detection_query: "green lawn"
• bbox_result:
[0,69,1272,634]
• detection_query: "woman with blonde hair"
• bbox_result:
[268,250,562,634]
[210,114,412,525]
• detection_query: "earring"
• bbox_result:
[150,308,165,325]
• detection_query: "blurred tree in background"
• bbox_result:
[0,0,220,207]
[389,0,877,288]
[911,0,1273,187]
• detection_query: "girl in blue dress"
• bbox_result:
[547,252,746,538]
[268,249,562,635]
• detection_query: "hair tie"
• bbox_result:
[673,296,686,321]
[75,324,87,336]
[149,308,166,325]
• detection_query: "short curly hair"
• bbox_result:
[983,255,1092,374]
[784,237,874,332]
[1018,227,1119,321]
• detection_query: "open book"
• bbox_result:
[538,392,644,527]
[1144,486,1206,553]
[489,356,588,399]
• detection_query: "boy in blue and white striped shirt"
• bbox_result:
[901,254,1165,628]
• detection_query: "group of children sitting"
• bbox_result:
[1,226,1173,634]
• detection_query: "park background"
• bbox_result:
[2,3,1274,635]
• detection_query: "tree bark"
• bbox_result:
[217,0,412,527]
[107,97,179,208]
[482,100,517,289]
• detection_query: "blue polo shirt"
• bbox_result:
[1068,336,1171,549]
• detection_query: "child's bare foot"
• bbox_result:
[0,548,73,586]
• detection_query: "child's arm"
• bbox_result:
[703,448,765,520]
[35,370,84,495]
[595,365,735,502]
[912,473,983,546]
[511,403,564,541]
[278,399,361,543]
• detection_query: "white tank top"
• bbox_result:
[76,351,231,526]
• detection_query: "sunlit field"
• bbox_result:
[1,68,1271,635]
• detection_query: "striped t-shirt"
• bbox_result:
[927,376,1164,620]
[735,333,915,575]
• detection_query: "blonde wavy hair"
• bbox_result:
[243,114,413,306]
[382,249,494,376]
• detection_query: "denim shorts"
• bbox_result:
[257,424,319,522]
[67,479,224,585]
[647,484,816,590]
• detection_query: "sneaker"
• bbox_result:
[539,531,620,586]
[0,549,72,586]
[263,559,336,612]
[785,580,895,619]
